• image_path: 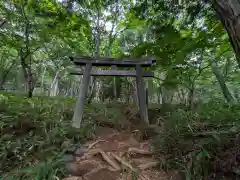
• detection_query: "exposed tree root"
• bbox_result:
[78,148,102,160]
[128,110,138,120]
[88,140,106,150]
[128,147,153,155]
[79,148,121,171]
[138,161,158,170]
[119,147,153,158]
[139,174,151,180]
[156,117,164,126]
[98,151,121,171]
[67,126,170,180]
[111,153,137,172]
[140,142,149,148]
[132,130,140,133]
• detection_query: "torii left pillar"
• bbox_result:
[72,63,92,128]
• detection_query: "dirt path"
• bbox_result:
[62,126,179,180]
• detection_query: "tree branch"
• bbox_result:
[0,20,6,28]
[192,47,231,82]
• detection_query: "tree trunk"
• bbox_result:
[21,9,35,98]
[87,79,97,103]
[41,66,46,93]
[0,20,6,28]
[106,4,119,101]
[67,0,73,11]
[20,52,35,98]
[145,81,149,106]
[161,87,173,104]
[177,88,186,104]
[212,0,240,68]
[0,60,16,90]
[87,8,101,104]
[27,70,34,98]
[188,85,195,110]
[70,80,74,97]
[210,59,235,103]
[157,87,161,104]
[49,71,59,96]
[233,88,240,102]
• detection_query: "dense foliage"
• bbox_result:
[153,102,240,179]
[0,93,127,179]
[1,0,240,179]
[0,93,92,179]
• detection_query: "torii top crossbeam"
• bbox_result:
[70,56,156,67]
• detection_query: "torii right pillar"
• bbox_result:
[136,64,149,125]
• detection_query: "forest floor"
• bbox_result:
[62,125,178,180]
[1,93,240,180]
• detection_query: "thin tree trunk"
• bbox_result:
[107,4,119,100]
[27,69,34,98]
[233,89,240,102]
[0,60,16,90]
[112,68,117,100]
[210,59,235,103]
[41,66,46,93]
[20,52,35,98]
[50,79,59,96]
[0,20,6,28]
[188,84,195,110]
[145,81,149,106]
[70,81,74,97]
[87,8,101,104]
[67,0,73,12]
[212,0,240,68]
[177,88,184,104]
[49,71,59,96]
[21,8,35,98]
[87,80,96,103]
[161,87,173,104]
[157,87,161,104]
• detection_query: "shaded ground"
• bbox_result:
[62,104,180,180]
[1,95,170,180]
[3,94,238,180]
[63,125,179,180]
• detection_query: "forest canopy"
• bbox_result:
[0,0,239,104]
[1,0,240,179]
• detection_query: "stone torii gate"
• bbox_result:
[69,56,156,128]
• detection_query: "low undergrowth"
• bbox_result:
[0,93,125,180]
[2,92,239,180]
[153,101,240,179]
